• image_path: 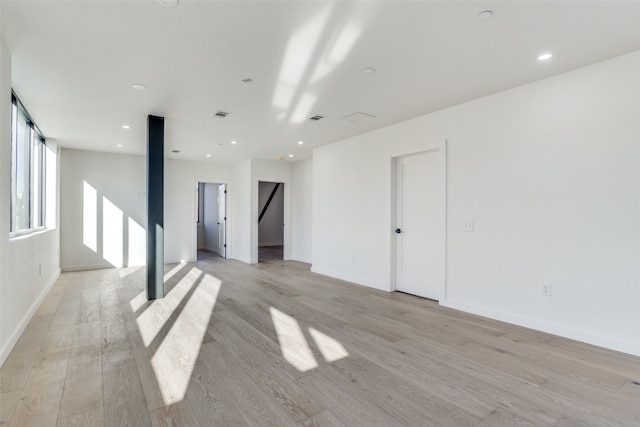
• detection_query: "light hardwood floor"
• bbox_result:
[1,251,639,426]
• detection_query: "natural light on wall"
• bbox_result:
[134,266,221,405]
[83,180,97,252]
[128,217,146,266]
[102,196,123,267]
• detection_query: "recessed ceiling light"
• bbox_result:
[158,0,179,7]
[121,125,130,129]
[132,84,147,91]
[477,10,493,20]
[206,154,212,157]
[231,140,237,144]
[172,150,180,154]
[538,52,553,61]
[116,144,123,148]
[298,141,304,145]
[288,154,294,158]
[363,67,376,75]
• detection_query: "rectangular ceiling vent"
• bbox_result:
[342,112,376,123]
[214,111,231,118]
[309,115,324,121]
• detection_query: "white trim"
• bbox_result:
[203,246,222,256]
[61,264,112,272]
[230,255,252,264]
[441,299,640,357]
[192,177,231,262]
[292,256,312,264]
[390,140,447,301]
[9,227,51,241]
[0,268,60,367]
[311,266,389,292]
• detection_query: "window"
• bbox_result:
[10,92,46,234]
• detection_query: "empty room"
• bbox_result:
[1,1,639,426]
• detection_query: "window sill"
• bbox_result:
[9,227,51,241]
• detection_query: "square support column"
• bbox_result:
[147,115,164,300]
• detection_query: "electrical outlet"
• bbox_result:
[542,284,552,297]
[463,221,474,232]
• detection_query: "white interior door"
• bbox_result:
[218,184,226,258]
[395,151,440,300]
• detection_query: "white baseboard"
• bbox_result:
[292,255,312,264]
[440,299,640,357]
[229,255,253,264]
[203,246,222,256]
[0,269,61,367]
[310,266,390,292]
[61,263,111,272]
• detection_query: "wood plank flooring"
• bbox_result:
[1,250,639,426]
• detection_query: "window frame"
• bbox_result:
[10,91,47,238]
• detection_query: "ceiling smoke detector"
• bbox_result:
[214,111,231,118]
[309,115,324,121]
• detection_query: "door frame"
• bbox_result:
[252,177,290,263]
[390,140,447,301]
[192,177,231,262]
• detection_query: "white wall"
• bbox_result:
[165,158,233,263]
[291,159,312,263]
[232,159,252,263]
[1,36,61,366]
[258,182,284,247]
[60,149,234,269]
[202,183,220,253]
[60,149,146,270]
[312,51,640,356]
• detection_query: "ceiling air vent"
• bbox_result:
[214,111,231,118]
[343,112,376,123]
[309,115,324,121]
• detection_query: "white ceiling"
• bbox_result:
[2,1,639,163]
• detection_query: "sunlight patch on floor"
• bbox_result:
[309,327,349,363]
[270,307,318,372]
[151,270,221,405]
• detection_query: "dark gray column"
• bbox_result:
[147,115,164,300]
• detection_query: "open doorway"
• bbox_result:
[196,182,226,261]
[258,181,284,262]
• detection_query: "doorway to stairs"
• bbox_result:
[258,181,284,263]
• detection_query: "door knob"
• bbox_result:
[395,228,402,234]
